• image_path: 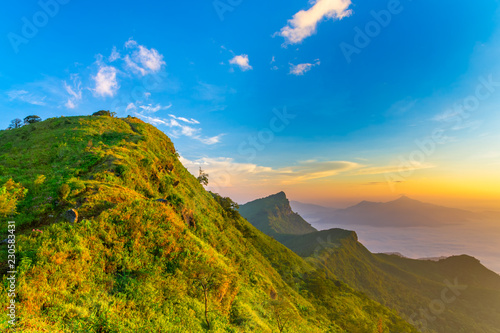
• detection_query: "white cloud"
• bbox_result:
[289,59,320,75]
[126,103,137,111]
[180,156,276,188]
[134,112,223,145]
[63,74,82,109]
[65,99,76,109]
[198,134,224,145]
[7,89,46,106]
[278,0,353,44]
[229,54,253,71]
[169,114,200,124]
[139,103,172,113]
[135,113,170,126]
[124,39,138,49]
[355,163,435,176]
[109,46,120,62]
[93,65,119,97]
[124,39,165,76]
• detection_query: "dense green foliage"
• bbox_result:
[239,192,317,236]
[240,194,500,333]
[92,110,116,117]
[0,116,418,332]
[23,115,42,125]
[308,235,500,333]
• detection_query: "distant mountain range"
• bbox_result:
[292,195,489,228]
[240,191,500,333]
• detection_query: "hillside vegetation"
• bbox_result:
[0,116,418,332]
[240,192,500,333]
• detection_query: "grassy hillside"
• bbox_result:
[239,192,317,236]
[276,229,500,333]
[0,116,418,332]
[240,193,500,333]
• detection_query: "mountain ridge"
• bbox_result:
[241,191,500,333]
[0,116,418,332]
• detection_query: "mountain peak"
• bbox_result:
[394,195,416,202]
[239,192,317,235]
[386,196,425,206]
[268,191,287,200]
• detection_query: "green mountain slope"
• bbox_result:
[239,192,317,236]
[240,193,500,333]
[0,116,418,332]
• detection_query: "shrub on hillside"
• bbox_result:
[23,115,42,125]
[92,110,116,117]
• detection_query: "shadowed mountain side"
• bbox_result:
[274,228,357,257]
[244,192,500,333]
[239,192,317,236]
[284,228,500,333]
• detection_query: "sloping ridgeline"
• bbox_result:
[239,192,317,236]
[240,192,500,333]
[0,116,418,332]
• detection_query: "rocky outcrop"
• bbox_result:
[64,209,78,224]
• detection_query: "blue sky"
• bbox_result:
[2,0,500,207]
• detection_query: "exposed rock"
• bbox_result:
[182,209,196,228]
[64,209,78,224]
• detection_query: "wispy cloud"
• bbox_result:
[109,46,120,62]
[180,156,277,187]
[139,103,172,113]
[4,38,168,112]
[280,160,360,184]
[180,157,436,189]
[124,39,165,76]
[7,89,46,106]
[135,112,223,145]
[63,74,82,109]
[93,65,119,97]
[169,114,200,124]
[278,0,353,45]
[432,108,483,132]
[386,98,418,116]
[355,163,435,176]
[229,54,253,71]
[289,59,320,75]
[126,103,137,111]
[181,158,362,188]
